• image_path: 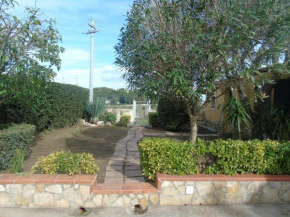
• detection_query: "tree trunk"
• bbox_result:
[189,115,198,144]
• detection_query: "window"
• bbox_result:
[210,94,216,110]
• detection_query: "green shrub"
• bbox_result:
[139,138,200,180]
[157,97,189,130]
[0,82,88,131]
[102,112,117,124]
[149,112,159,127]
[31,151,99,175]
[120,115,131,126]
[0,124,36,170]
[140,138,290,179]
[204,139,290,175]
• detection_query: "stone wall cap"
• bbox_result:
[0,174,97,185]
[156,173,290,182]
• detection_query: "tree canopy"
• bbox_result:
[115,0,290,143]
[0,0,64,105]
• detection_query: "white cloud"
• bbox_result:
[55,65,126,89]
[60,48,90,67]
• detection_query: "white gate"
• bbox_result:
[133,100,151,125]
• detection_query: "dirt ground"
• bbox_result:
[143,126,220,142]
[22,125,128,183]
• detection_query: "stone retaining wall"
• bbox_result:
[157,173,290,206]
[1,173,290,208]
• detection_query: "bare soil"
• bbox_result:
[22,125,128,183]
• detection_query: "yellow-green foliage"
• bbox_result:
[206,139,290,175]
[31,151,99,175]
[139,138,200,180]
[140,138,290,180]
[120,115,131,126]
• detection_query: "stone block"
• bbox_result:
[123,195,131,206]
[149,194,159,205]
[33,193,56,207]
[196,182,215,196]
[93,195,103,207]
[36,185,44,193]
[84,201,95,208]
[112,197,124,207]
[262,186,279,203]
[248,182,262,193]
[78,186,91,199]
[45,185,62,194]
[226,182,239,194]
[192,197,204,205]
[0,185,5,192]
[270,182,281,190]
[204,193,217,205]
[0,193,10,206]
[13,195,30,207]
[64,188,78,203]
[215,182,227,192]
[281,183,290,191]
[23,185,36,200]
[160,197,181,205]
[162,187,179,197]
[57,199,69,208]
[6,184,23,195]
[181,195,192,205]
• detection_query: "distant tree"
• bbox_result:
[115,0,290,143]
[0,0,64,105]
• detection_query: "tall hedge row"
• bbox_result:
[0,82,88,131]
[0,124,36,170]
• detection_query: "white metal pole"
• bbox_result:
[133,100,136,124]
[89,17,94,103]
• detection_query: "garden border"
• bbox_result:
[0,173,290,207]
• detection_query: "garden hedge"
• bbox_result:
[148,112,159,127]
[139,138,199,180]
[139,138,290,180]
[0,124,36,170]
[157,97,189,130]
[0,82,88,131]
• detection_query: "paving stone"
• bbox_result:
[107,160,124,166]
[125,170,143,177]
[125,161,140,166]
[124,165,141,171]
[125,177,145,183]
[104,178,124,184]
[105,171,124,178]
[106,165,123,171]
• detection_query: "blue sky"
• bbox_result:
[16,0,134,89]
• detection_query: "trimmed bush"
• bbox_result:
[149,112,159,127]
[139,138,200,180]
[0,82,88,131]
[206,139,290,175]
[120,115,131,126]
[31,151,99,175]
[139,138,290,179]
[157,97,189,130]
[0,124,36,170]
[102,112,117,124]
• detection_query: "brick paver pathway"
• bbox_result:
[104,127,145,184]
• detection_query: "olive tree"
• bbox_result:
[0,0,64,105]
[115,0,290,143]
